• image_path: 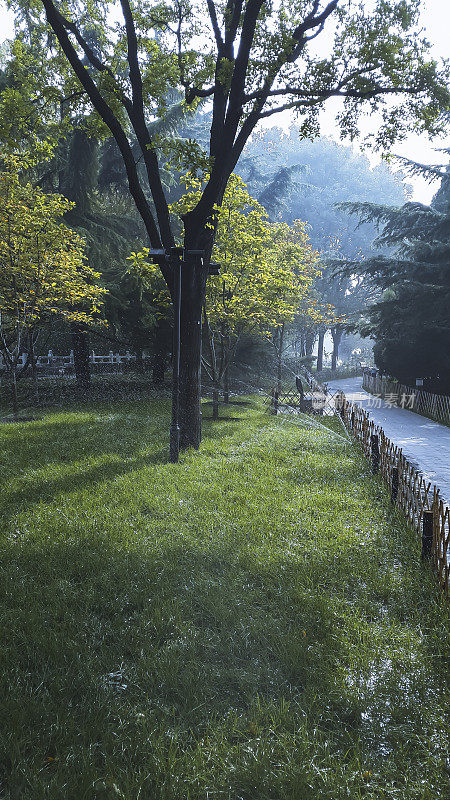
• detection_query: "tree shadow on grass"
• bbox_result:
[204,414,242,421]
[0,537,354,730]
[0,411,168,473]
[0,448,169,528]
[0,413,170,529]
[0,406,261,529]
[1,531,443,799]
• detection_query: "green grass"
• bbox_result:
[0,398,448,800]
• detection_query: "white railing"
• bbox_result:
[0,350,143,370]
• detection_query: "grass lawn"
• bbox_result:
[0,397,448,799]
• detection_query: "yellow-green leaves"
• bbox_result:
[126,248,171,310]
[0,152,106,334]
[203,175,322,338]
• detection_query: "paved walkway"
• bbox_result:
[326,377,450,506]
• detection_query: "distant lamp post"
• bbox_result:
[148,247,220,462]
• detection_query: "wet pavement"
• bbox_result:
[326,377,450,506]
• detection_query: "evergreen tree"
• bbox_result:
[237,128,407,256]
[58,127,145,386]
[338,151,450,391]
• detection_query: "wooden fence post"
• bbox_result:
[391,466,399,504]
[422,510,434,560]
[371,434,380,473]
[271,389,279,415]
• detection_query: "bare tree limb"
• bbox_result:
[207,0,223,50]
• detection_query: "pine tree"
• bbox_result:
[338,151,450,391]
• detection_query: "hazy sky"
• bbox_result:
[377,0,450,202]
[0,0,449,202]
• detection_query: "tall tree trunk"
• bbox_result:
[71,324,91,389]
[317,330,325,372]
[331,328,343,372]
[29,331,39,403]
[11,367,19,421]
[212,385,219,420]
[152,318,169,385]
[179,258,204,450]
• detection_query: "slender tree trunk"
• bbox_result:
[317,330,325,372]
[135,347,144,374]
[276,325,284,394]
[299,332,305,358]
[222,332,230,403]
[11,367,19,421]
[277,349,282,394]
[179,257,204,450]
[305,330,315,357]
[71,324,91,389]
[223,365,230,404]
[331,328,343,372]
[152,351,165,384]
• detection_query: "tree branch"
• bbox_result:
[40,0,173,284]
[227,0,264,117]
[225,0,243,47]
[226,4,338,169]
[54,6,133,113]
[246,83,423,102]
[289,0,339,62]
[207,0,223,50]
[119,0,174,249]
[119,0,144,114]
[185,84,216,103]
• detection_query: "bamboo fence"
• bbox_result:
[363,372,450,427]
[265,376,449,596]
[339,394,449,597]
